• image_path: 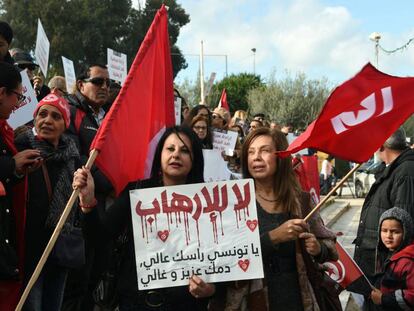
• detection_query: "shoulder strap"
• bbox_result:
[41,164,53,202]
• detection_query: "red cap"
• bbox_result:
[33,94,70,128]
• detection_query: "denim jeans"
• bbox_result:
[23,262,68,311]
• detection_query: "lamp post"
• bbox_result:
[251,48,256,74]
[369,32,381,68]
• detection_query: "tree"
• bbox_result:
[0,0,189,78]
[247,71,331,130]
[207,73,263,112]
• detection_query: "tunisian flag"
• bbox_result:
[323,242,372,296]
[293,155,320,204]
[90,5,175,195]
[280,63,414,163]
[218,88,230,111]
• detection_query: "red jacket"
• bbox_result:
[380,243,414,310]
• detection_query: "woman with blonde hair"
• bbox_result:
[239,127,338,310]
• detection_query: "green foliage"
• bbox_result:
[0,0,189,79]
[247,71,331,129]
[207,73,263,112]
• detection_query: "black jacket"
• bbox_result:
[65,91,113,198]
[0,136,21,280]
[83,179,208,309]
[354,148,414,277]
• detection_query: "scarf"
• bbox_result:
[0,120,17,154]
[25,128,79,230]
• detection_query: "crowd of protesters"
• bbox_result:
[1,19,414,311]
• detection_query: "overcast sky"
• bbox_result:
[133,0,414,86]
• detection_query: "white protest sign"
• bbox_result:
[203,149,231,182]
[8,70,39,128]
[212,129,238,156]
[61,56,76,93]
[107,48,127,85]
[130,179,263,290]
[174,97,182,125]
[34,19,50,78]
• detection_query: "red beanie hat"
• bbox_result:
[33,94,71,128]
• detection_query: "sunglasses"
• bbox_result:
[10,90,26,106]
[83,77,111,87]
[17,64,38,71]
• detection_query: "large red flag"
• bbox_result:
[90,5,174,195]
[218,88,230,111]
[323,242,372,296]
[293,155,320,204]
[280,63,414,163]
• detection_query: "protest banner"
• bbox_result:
[212,129,238,156]
[129,179,264,290]
[61,56,76,93]
[34,19,50,78]
[174,96,182,125]
[8,70,38,128]
[107,48,128,85]
[203,149,231,182]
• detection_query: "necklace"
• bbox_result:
[257,193,278,202]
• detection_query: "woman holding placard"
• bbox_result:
[239,127,339,311]
[73,126,215,310]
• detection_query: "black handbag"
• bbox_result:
[41,164,85,269]
[92,230,127,309]
[50,226,85,269]
[301,242,343,311]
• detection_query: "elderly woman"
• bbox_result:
[73,126,215,310]
[0,62,42,310]
[239,128,338,310]
[15,94,80,311]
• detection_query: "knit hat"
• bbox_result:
[378,207,413,253]
[33,94,71,128]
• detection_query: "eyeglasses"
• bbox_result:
[10,90,26,105]
[83,77,111,88]
[193,126,207,131]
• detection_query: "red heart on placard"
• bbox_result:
[157,230,169,242]
[238,259,250,272]
[246,219,258,232]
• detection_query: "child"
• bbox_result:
[369,207,414,310]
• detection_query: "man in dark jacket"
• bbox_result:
[354,128,414,279]
[63,64,114,310]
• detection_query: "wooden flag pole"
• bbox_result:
[16,149,99,311]
[304,162,362,222]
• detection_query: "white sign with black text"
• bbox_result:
[34,19,50,78]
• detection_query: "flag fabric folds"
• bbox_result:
[90,5,175,195]
[280,63,414,163]
[323,241,372,296]
[218,88,229,111]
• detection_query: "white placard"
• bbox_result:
[61,56,76,93]
[130,179,263,290]
[174,97,182,125]
[34,19,50,78]
[8,70,39,128]
[203,149,231,182]
[107,48,127,85]
[212,129,238,156]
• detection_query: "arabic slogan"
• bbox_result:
[129,179,264,290]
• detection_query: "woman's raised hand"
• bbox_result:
[189,275,215,298]
[269,219,308,244]
[73,167,95,211]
